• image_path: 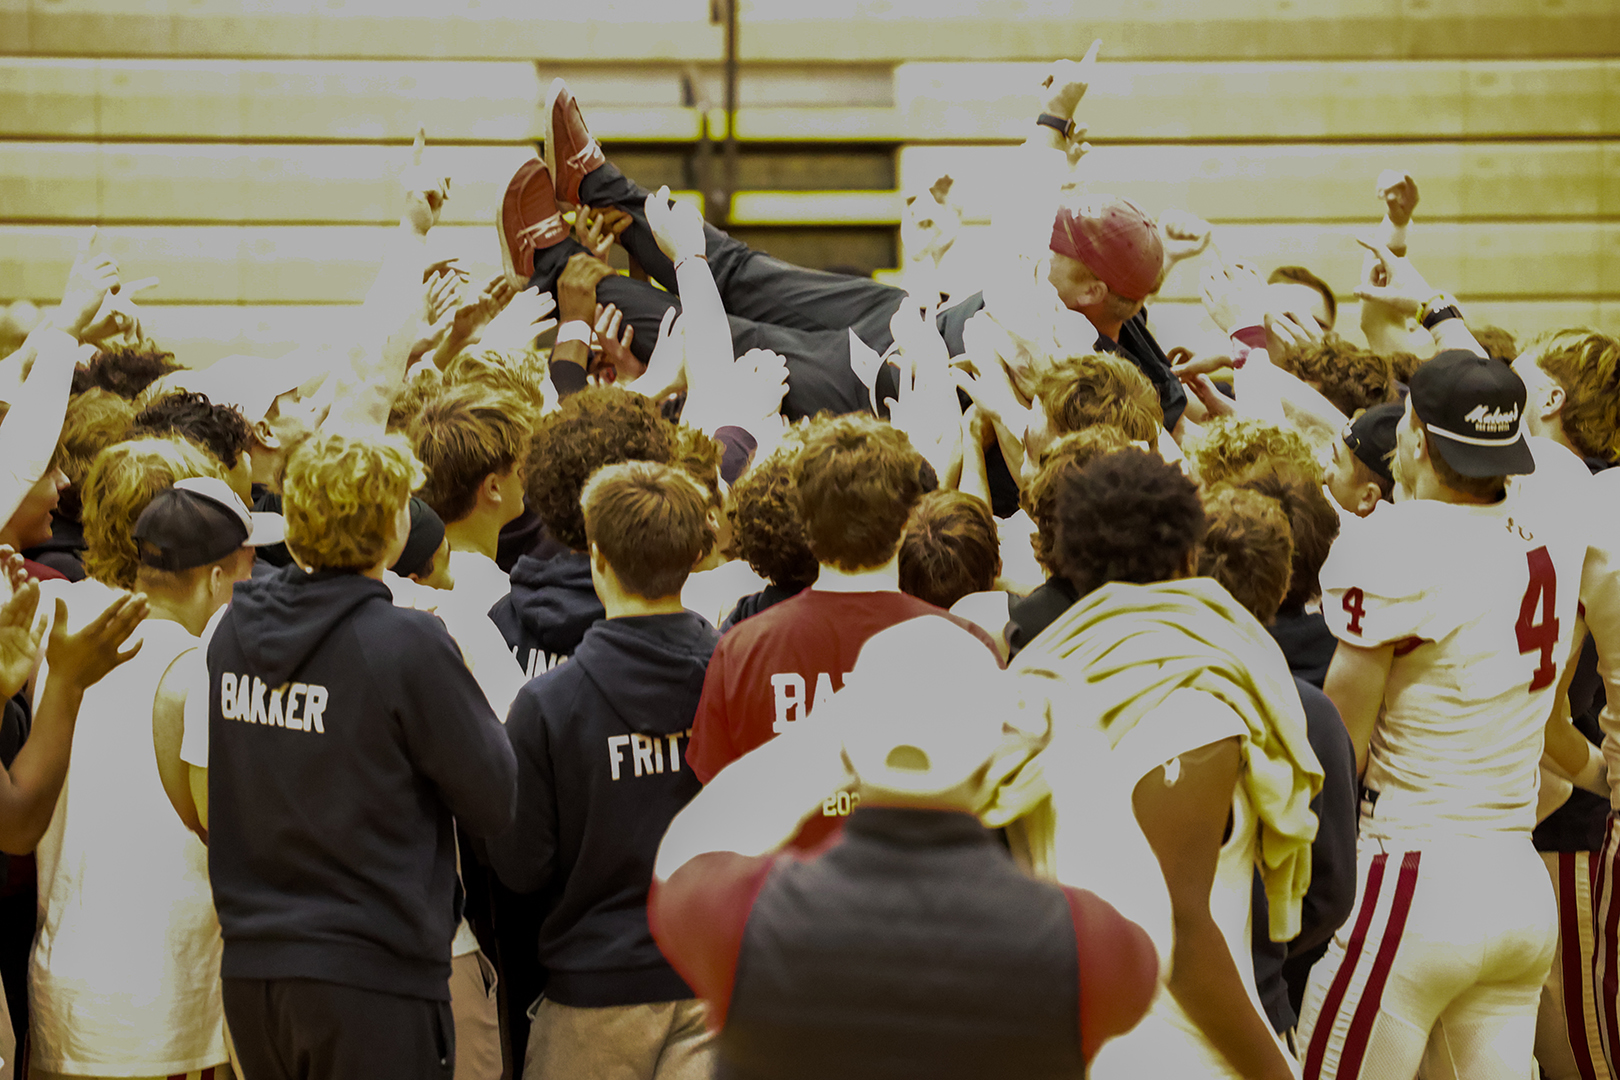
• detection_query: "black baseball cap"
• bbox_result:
[1341,402,1404,486]
[390,497,446,579]
[133,477,285,571]
[1408,350,1535,478]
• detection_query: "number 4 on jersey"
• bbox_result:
[1515,546,1558,692]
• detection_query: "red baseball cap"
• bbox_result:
[1049,195,1165,302]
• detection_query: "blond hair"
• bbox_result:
[1188,416,1321,489]
[408,383,535,524]
[82,435,224,588]
[284,431,426,571]
[1533,329,1620,462]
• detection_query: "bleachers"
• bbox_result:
[2,3,1617,363]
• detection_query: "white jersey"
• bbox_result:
[1320,445,1590,842]
[1573,464,1620,807]
[30,582,227,1076]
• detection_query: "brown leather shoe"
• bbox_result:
[543,77,606,207]
[496,156,567,289]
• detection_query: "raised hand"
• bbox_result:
[644,186,706,265]
[1199,262,1267,333]
[575,206,632,263]
[624,308,688,401]
[556,252,615,326]
[591,302,642,381]
[410,269,460,362]
[45,593,148,692]
[1040,39,1103,123]
[0,577,44,701]
[399,128,450,237]
[1159,209,1213,265]
[55,228,120,341]
[478,286,558,353]
[1352,237,1437,317]
[79,275,159,347]
[1376,170,1419,228]
[1263,311,1321,358]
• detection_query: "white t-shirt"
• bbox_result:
[1089,688,1281,1080]
[1319,443,1591,842]
[31,586,227,1076]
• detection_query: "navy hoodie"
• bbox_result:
[490,551,605,678]
[207,566,518,1001]
[488,611,719,1008]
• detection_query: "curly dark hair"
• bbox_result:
[1197,486,1294,625]
[73,343,181,400]
[1272,336,1394,418]
[524,385,675,551]
[791,413,925,573]
[1236,464,1340,615]
[1020,425,1134,576]
[1053,447,1206,597]
[899,490,1001,609]
[132,391,253,470]
[728,436,818,590]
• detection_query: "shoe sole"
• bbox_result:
[543,77,570,208]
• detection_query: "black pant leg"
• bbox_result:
[225,977,455,1080]
[577,162,679,292]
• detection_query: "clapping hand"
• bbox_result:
[45,593,148,693]
[0,550,43,700]
[1199,262,1267,334]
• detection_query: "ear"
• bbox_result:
[479,470,504,508]
[253,418,279,450]
[1355,481,1383,516]
[1540,382,1566,422]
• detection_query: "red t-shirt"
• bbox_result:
[686,590,1001,843]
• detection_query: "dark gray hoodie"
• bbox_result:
[489,551,605,678]
[206,566,517,1001]
[488,611,719,1007]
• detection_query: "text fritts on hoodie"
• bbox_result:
[206,566,518,1001]
[488,611,719,1008]
[489,551,605,678]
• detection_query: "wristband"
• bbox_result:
[1035,113,1077,140]
[1421,306,1461,331]
[554,320,592,348]
[1416,292,1457,325]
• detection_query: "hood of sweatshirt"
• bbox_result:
[224,566,390,687]
[491,551,604,657]
[571,613,718,738]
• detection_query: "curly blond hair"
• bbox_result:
[82,435,224,588]
[284,431,426,571]
[1188,416,1321,490]
[1033,352,1162,442]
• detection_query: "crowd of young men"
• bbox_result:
[0,41,1615,1080]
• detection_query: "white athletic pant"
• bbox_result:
[1537,851,1612,1080]
[1296,835,1556,1080]
[1591,815,1620,1075]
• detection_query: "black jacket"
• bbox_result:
[1267,609,1339,690]
[489,612,718,1007]
[490,551,605,679]
[207,567,517,1001]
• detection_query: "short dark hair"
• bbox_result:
[582,461,714,600]
[132,391,253,470]
[791,413,925,573]
[1427,439,1506,502]
[1236,465,1340,615]
[73,343,181,400]
[899,490,1001,610]
[1268,265,1337,328]
[729,437,818,590]
[1053,448,1206,597]
[524,386,675,551]
[1198,487,1294,625]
